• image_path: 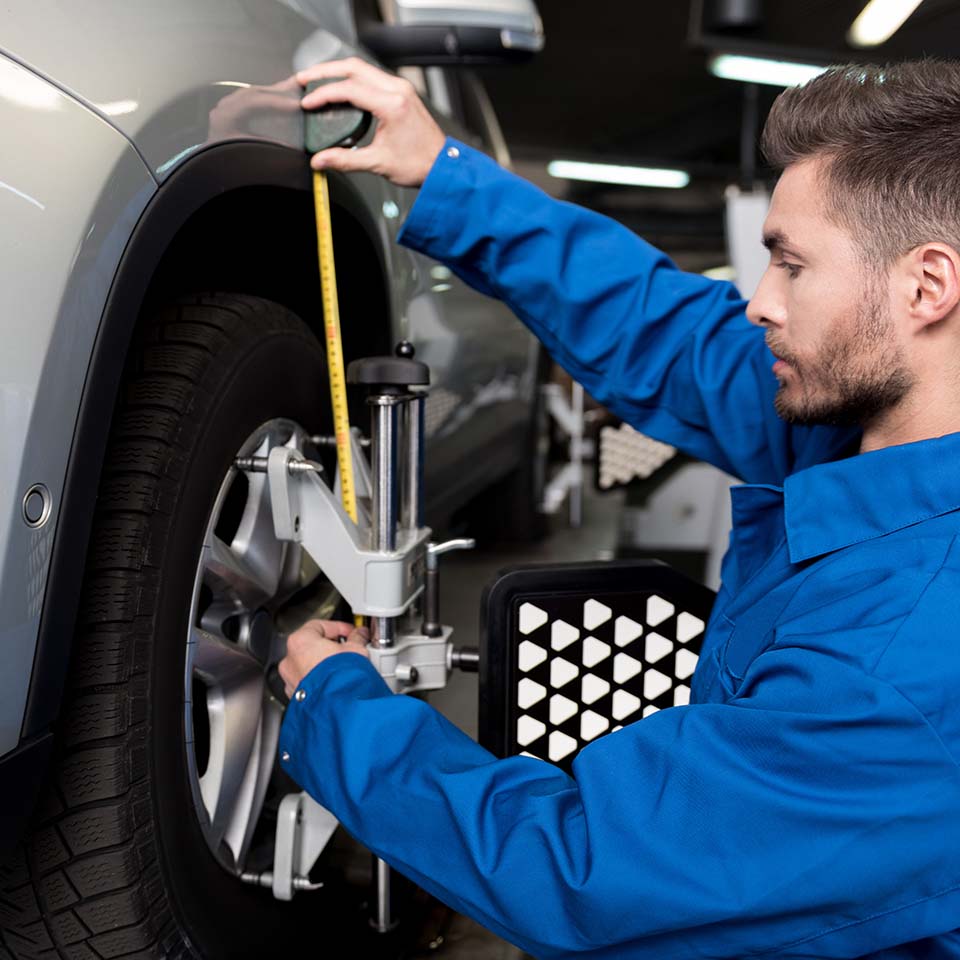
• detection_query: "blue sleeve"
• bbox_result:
[398,139,855,484]
[279,652,960,959]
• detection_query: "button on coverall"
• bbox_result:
[279,140,960,958]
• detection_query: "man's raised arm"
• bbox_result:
[297,58,845,483]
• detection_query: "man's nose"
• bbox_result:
[745,267,784,329]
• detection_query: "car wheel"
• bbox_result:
[0,294,379,959]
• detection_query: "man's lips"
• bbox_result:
[766,342,792,374]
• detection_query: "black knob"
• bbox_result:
[395,340,415,359]
[347,356,429,389]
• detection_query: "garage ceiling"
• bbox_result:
[476,0,960,268]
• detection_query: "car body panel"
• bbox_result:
[0,0,536,764]
[0,53,156,756]
[1,1,347,179]
[0,0,533,451]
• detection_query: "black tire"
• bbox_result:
[0,295,380,959]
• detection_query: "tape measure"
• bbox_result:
[312,170,358,524]
[312,171,366,630]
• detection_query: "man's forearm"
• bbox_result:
[397,139,810,484]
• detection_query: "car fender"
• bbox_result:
[18,135,401,751]
[0,0,357,181]
[0,51,155,761]
[0,0,421,349]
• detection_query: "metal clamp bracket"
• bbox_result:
[241,791,338,900]
[367,626,454,693]
[264,446,428,618]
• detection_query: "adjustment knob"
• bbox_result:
[347,355,429,390]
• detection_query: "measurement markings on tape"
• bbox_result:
[313,170,358,524]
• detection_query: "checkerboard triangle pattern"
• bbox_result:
[514,592,705,772]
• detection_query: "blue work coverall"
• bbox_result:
[279,140,960,958]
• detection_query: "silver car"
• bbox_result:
[0,1,543,955]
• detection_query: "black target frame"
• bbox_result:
[479,560,717,774]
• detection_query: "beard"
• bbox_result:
[768,295,915,428]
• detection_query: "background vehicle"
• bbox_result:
[0,1,543,955]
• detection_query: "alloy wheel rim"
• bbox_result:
[183,419,336,874]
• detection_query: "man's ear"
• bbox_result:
[901,243,960,330]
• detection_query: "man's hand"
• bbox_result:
[278,619,371,698]
[297,58,446,187]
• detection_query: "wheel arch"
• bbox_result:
[23,140,393,741]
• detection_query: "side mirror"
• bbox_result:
[360,0,543,66]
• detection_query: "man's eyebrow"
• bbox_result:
[762,230,786,252]
[762,230,805,258]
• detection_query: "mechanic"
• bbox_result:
[277,58,960,957]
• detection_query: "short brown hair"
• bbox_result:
[761,59,960,266]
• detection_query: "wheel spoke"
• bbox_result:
[232,471,288,601]
[193,628,264,852]
[223,696,284,868]
[202,533,273,611]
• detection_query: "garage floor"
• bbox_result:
[403,482,626,959]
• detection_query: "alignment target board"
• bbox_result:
[480,562,715,774]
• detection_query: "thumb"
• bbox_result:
[309,145,377,174]
[348,625,371,645]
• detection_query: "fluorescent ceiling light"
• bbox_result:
[848,0,925,47]
[547,160,689,189]
[709,54,828,87]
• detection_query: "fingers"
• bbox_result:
[297,57,442,187]
[296,57,397,91]
[314,618,363,638]
[309,144,382,173]
[292,618,370,642]
[277,618,371,697]
[300,77,408,123]
[347,625,371,645]
[277,657,295,695]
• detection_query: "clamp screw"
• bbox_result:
[395,664,419,684]
[234,457,323,475]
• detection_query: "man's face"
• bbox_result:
[746,158,915,427]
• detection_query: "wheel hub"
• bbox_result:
[244,609,276,665]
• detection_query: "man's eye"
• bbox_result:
[776,261,801,278]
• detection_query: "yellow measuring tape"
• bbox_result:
[312,170,357,523]
[312,171,364,629]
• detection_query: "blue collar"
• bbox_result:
[784,431,960,563]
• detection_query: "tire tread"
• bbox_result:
[2,295,314,959]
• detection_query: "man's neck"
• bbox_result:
[860,385,960,453]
